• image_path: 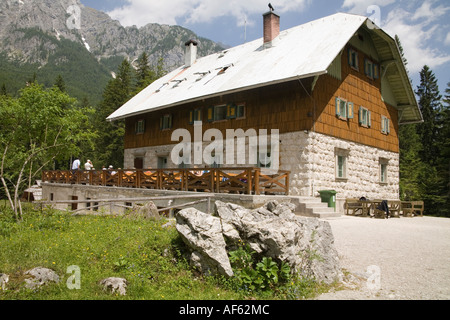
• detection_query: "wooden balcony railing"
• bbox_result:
[42,168,290,195]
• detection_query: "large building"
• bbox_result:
[107,11,422,209]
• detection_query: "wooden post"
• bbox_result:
[136,170,141,188]
[246,169,252,195]
[254,169,260,195]
[285,172,290,195]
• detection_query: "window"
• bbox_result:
[160,114,173,130]
[135,120,145,134]
[335,149,349,180]
[379,159,388,184]
[359,107,371,128]
[348,48,359,70]
[381,116,390,135]
[207,105,227,122]
[258,151,272,169]
[335,98,354,120]
[236,104,246,119]
[214,105,227,121]
[189,109,202,124]
[364,58,380,80]
[157,156,168,169]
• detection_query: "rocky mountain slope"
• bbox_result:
[0,0,223,102]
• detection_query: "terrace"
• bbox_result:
[42,167,290,196]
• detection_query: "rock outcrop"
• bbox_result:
[24,267,60,290]
[176,201,342,284]
[100,277,128,296]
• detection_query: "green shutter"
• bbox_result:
[347,102,354,119]
[207,106,214,122]
[227,104,237,119]
[189,110,194,125]
[160,117,164,130]
[195,109,202,122]
[168,115,173,129]
[373,64,380,79]
[359,107,363,125]
[335,97,340,117]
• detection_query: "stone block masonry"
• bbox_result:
[123,130,399,213]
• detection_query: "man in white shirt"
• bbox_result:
[85,160,93,170]
[72,158,81,173]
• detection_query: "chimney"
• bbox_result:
[184,39,198,67]
[263,11,280,45]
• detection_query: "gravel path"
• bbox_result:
[316,215,450,300]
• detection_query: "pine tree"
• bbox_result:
[0,83,7,96]
[135,52,154,91]
[396,35,424,201]
[54,74,66,92]
[134,53,166,94]
[435,83,450,216]
[93,59,133,169]
[415,66,442,166]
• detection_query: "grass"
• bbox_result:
[0,202,330,300]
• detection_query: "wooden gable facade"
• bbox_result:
[124,41,399,155]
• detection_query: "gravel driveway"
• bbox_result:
[316,215,450,300]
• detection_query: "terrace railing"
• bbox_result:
[42,168,290,195]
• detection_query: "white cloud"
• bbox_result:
[445,33,450,46]
[341,0,395,15]
[411,0,450,22]
[107,0,310,28]
[383,6,450,73]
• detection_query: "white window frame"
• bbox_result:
[348,48,359,71]
[379,159,388,184]
[335,148,349,180]
[213,105,227,122]
[135,119,145,134]
[365,58,380,80]
[359,106,371,128]
[381,116,390,135]
[160,114,173,130]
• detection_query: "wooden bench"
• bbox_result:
[401,201,424,217]
[345,198,371,216]
[372,200,401,219]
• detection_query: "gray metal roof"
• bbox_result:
[107,12,422,124]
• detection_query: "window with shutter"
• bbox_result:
[135,120,145,134]
[381,116,390,135]
[160,114,173,130]
[359,107,371,128]
[348,48,359,70]
[227,104,237,119]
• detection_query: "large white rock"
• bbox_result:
[24,267,60,290]
[176,201,342,284]
[176,208,234,277]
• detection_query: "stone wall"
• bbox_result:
[280,131,400,208]
[124,130,400,212]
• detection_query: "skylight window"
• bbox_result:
[171,78,187,88]
[194,71,211,82]
[216,63,234,75]
[155,82,169,93]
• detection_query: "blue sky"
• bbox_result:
[80,0,450,95]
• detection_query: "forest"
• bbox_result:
[0,50,449,218]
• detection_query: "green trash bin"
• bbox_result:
[319,190,337,211]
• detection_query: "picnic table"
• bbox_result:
[345,199,416,219]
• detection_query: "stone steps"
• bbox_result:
[291,196,341,219]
